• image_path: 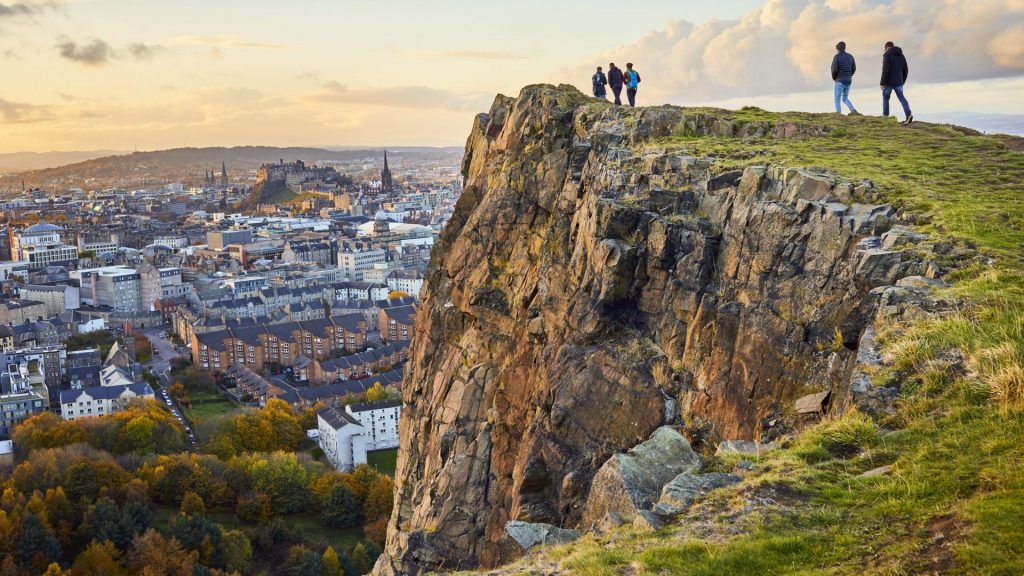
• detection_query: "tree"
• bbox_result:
[127,530,197,576]
[70,540,126,576]
[19,512,62,571]
[284,545,321,576]
[133,333,153,363]
[365,382,386,403]
[248,452,309,515]
[364,516,389,549]
[321,546,343,576]
[234,493,269,524]
[351,543,373,575]
[179,491,206,516]
[82,497,125,549]
[220,529,252,574]
[319,483,360,528]
[387,290,410,300]
[363,475,395,522]
[42,563,67,576]
[118,416,156,455]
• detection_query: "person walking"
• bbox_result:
[592,66,608,99]
[880,41,913,123]
[607,63,624,105]
[831,41,860,115]
[624,63,641,107]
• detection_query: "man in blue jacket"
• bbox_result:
[831,41,860,115]
[881,41,913,124]
[607,63,624,105]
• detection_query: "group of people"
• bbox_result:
[832,40,913,123]
[587,41,914,124]
[591,63,641,106]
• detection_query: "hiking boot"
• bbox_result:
[849,110,862,116]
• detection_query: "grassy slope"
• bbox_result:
[468,112,1024,575]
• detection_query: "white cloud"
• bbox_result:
[560,0,1024,105]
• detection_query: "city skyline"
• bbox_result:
[1,0,1022,154]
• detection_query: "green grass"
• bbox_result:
[456,109,1024,575]
[367,448,398,477]
[184,391,238,425]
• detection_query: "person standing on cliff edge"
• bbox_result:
[624,62,641,107]
[607,63,624,105]
[831,41,860,115]
[592,66,608,99]
[881,41,913,124]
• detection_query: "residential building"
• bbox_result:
[387,269,425,296]
[58,382,155,421]
[0,300,47,325]
[337,248,386,282]
[0,363,48,439]
[72,266,143,311]
[316,406,367,472]
[345,399,401,451]
[138,265,187,311]
[282,239,334,266]
[381,304,416,343]
[18,284,81,316]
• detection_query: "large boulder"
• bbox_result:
[504,521,581,553]
[653,472,741,517]
[580,427,701,528]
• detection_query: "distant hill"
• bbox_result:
[0,145,463,191]
[0,150,127,173]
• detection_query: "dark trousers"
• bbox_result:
[611,85,622,105]
[882,85,911,118]
[627,88,637,107]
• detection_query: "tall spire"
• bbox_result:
[381,149,394,194]
[221,161,228,187]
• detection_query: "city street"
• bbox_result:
[140,325,179,374]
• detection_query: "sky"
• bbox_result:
[0,0,1022,153]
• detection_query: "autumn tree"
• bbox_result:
[179,491,206,516]
[363,474,395,522]
[351,543,373,575]
[18,512,62,571]
[321,546,343,576]
[284,545,321,576]
[220,529,252,574]
[248,452,309,514]
[127,530,197,576]
[71,540,126,576]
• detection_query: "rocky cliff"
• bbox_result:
[375,84,931,574]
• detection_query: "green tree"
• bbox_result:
[19,512,62,571]
[220,529,252,574]
[351,543,372,575]
[118,416,156,455]
[248,452,309,514]
[319,483,360,528]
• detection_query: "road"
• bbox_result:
[141,326,197,447]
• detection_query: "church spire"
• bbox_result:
[381,149,394,194]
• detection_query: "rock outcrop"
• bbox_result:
[375,85,930,575]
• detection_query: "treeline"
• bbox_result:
[3,401,394,575]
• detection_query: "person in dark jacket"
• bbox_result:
[831,41,860,115]
[592,66,608,99]
[607,63,624,105]
[880,41,913,123]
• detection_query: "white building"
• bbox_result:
[58,382,154,421]
[71,266,142,312]
[337,248,386,282]
[0,262,29,283]
[317,406,367,471]
[387,270,424,296]
[11,223,79,269]
[345,399,401,451]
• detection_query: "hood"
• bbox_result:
[887,46,903,57]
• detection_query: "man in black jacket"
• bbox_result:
[607,63,624,106]
[881,41,913,123]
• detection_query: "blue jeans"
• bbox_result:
[882,84,911,118]
[834,82,855,113]
[627,88,637,107]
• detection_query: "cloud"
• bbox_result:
[0,97,52,123]
[0,1,57,19]
[561,0,1024,104]
[170,35,290,50]
[127,42,165,60]
[56,36,111,66]
[306,81,492,112]
[410,49,529,61]
[55,36,167,66]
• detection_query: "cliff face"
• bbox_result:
[376,85,925,574]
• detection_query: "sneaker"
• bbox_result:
[849,110,862,116]
[905,114,914,124]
